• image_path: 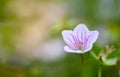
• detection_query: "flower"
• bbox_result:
[62,24,99,53]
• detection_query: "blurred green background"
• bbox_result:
[0,0,120,77]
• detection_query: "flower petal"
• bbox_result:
[74,24,89,33]
[62,30,76,50]
[86,30,99,45]
[84,44,93,52]
[74,24,89,42]
[64,46,84,53]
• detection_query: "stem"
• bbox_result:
[79,54,84,77]
[90,51,102,64]
[80,54,84,63]
[98,66,102,77]
[90,51,102,77]
[90,51,99,61]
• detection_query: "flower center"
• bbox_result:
[76,43,84,51]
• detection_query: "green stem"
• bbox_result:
[80,54,84,63]
[90,51,99,60]
[90,51,102,77]
[98,66,102,77]
[79,54,84,77]
[90,51,102,64]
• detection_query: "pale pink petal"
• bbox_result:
[74,24,89,32]
[83,31,99,52]
[84,44,93,52]
[64,46,84,53]
[62,30,76,50]
[74,24,89,42]
[86,30,99,45]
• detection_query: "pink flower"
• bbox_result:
[62,24,99,53]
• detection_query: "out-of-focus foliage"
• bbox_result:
[0,0,120,77]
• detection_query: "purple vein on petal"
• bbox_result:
[76,32,83,48]
[84,34,90,45]
[70,33,78,47]
[81,32,83,42]
[74,33,80,48]
[66,41,75,50]
[68,37,76,50]
[70,32,83,50]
